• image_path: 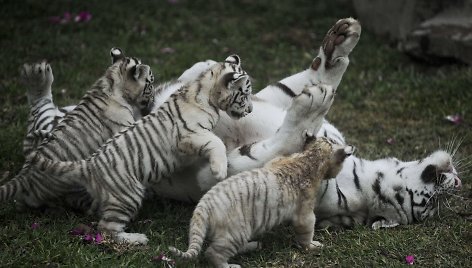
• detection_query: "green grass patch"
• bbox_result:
[0,0,471,267]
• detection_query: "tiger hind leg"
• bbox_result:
[311,18,361,89]
[205,238,243,268]
[238,241,261,254]
[19,60,54,104]
[97,188,148,245]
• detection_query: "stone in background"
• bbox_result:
[353,0,472,64]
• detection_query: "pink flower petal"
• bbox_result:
[94,233,103,244]
[445,114,463,125]
[152,253,175,266]
[405,255,415,265]
[75,11,92,23]
[31,223,40,230]
[386,137,395,145]
[83,234,93,243]
[160,47,175,54]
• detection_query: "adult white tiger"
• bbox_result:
[1,48,156,211]
[152,18,462,229]
[32,55,253,245]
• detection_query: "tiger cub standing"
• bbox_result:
[0,48,155,211]
[169,136,354,268]
[32,55,253,245]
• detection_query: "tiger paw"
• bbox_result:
[20,60,54,98]
[210,160,228,181]
[312,18,361,71]
[371,219,400,230]
[114,232,149,245]
[307,240,324,250]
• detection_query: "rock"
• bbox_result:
[403,7,472,64]
[353,0,472,64]
[352,0,444,41]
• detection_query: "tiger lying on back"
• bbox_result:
[0,48,155,211]
[148,18,462,229]
[169,137,354,268]
[32,55,253,245]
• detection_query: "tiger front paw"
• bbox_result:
[210,159,228,181]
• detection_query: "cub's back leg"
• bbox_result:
[96,177,148,244]
[20,60,54,102]
[311,18,361,88]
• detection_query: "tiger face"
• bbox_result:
[213,55,253,119]
[402,150,461,221]
[109,47,156,116]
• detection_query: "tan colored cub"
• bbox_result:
[169,136,355,268]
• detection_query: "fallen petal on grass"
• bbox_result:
[160,47,175,54]
[152,253,176,267]
[405,255,415,265]
[386,137,395,145]
[445,114,463,125]
[31,223,39,230]
[75,11,92,23]
[94,233,103,244]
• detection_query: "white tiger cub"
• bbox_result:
[19,49,157,157]
[32,55,253,245]
[0,48,156,211]
[169,137,355,268]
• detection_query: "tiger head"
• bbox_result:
[401,150,461,222]
[109,47,156,117]
[207,55,253,119]
[304,136,355,180]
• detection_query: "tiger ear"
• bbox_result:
[334,145,355,163]
[421,164,439,183]
[110,47,125,64]
[228,74,248,91]
[224,54,241,67]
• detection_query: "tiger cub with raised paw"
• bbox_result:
[19,49,156,157]
[1,48,155,211]
[19,61,75,156]
[32,55,253,245]
[169,137,354,268]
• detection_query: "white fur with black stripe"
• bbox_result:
[31,55,253,245]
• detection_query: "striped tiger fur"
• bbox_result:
[32,55,253,245]
[314,149,462,229]
[0,47,155,211]
[149,18,462,230]
[168,137,354,267]
[19,49,156,157]
[19,61,75,156]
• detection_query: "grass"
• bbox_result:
[1,0,471,267]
